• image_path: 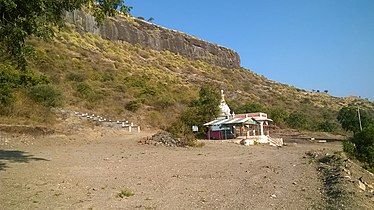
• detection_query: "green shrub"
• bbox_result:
[75,82,102,102]
[124,75,148,88]
[148,110,167,129]
[1,64,49,88]
[19,72,50,86]
[101,72,115,82]
[166,119,198,147]
[337,106,374,134]
[236,102,265,114]
[0,85,13,106]
[76,82,92,95]
[342,124,374,172]
[125,100,141,112]
[28,84,62,107]
[342,140,355,158]
[154,95,175,109]
[0,66,20,88]
[117,188,134,198]
[286,112,310,130]
[66,72,86,82]
[139,86,157,97]
[268,107,288,127]
[351,124,374,170]
[317,120,339,132]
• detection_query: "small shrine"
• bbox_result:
[204,90,282,146]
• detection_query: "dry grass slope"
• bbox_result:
[1,25,373,129]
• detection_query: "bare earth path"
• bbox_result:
[0,131,342,209]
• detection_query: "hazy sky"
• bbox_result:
[127,0,374,100]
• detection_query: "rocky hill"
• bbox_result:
[0,12,373,130]
[65,10,240,69]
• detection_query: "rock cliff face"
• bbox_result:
[65,10,240,68]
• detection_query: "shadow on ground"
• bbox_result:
[0,150,49,171]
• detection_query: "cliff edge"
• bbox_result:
[65,10,241,68]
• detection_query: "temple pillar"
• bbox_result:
[260,121,264,136]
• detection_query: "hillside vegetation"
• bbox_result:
[1,24,373,131]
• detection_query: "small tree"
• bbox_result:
[337,106,359,133]
[344,123,374,172]
[0,0,132,70]
[170,85,220,139]
[181,85,220,128]
[352,124,374,169]
[337,106,373,134]
[119,3,133,15]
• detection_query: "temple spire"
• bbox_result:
[219,90,231,117]
[221,90,225,103]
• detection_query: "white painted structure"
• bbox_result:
[219,90,231,117]
[204,90,280,145]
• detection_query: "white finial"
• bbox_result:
[221,90,225,102]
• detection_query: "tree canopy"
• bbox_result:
[337,106,373,134]
[181,85,220,128]
[0,0,131,70]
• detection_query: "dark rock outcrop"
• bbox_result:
[65,10,240,68]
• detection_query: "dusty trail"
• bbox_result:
[0,131,341,209]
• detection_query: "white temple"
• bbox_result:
[204,90,283,146]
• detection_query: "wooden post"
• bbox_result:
[357,107,363,131]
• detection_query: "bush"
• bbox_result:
[28,84,62,107]
[268,107,288,127]
[66,72,86,82]
[342,140,355,158]
[154,95,175,109]
[236,102,265,114]
[317,120,339,132]
[148,110,168,129]
[0,85,13,106]
[125,100,141,112]
[19,71,50,87]
[76,82,92,96]
[1,64,49,88]
[337,106,374,134]
[351,124,374,170]
[100,72,114,82]
[117,188,134,198]
[343,124,374,172]
[286,112,310,130]
[76,82,102,102]
[166,119,199,147]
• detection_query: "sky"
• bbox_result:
[126,0,374,100]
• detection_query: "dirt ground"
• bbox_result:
[0,127,350,210]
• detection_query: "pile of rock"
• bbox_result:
[144,131,183,147]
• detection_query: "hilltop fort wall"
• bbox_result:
[65,10,241,68]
